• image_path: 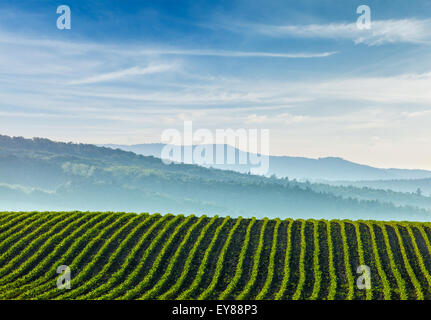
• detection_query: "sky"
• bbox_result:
[1,0,431,169]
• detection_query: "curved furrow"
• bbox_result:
[0,212,31,233]
[71,214,152,299]
[208,218,251,300]
[309,220,321,300]
[415,225,431,291]
[0,212,90,287]
[392,224,424,300]
[0,212,75,275]
[274,219,293,300]
[33,213,133,299]
[120,216,196,300]
[139,216,208,300]
[176,217,231,300]
[97,215,183,300]
[339,221,355,300]
[418,225,431,256]
[255,219,281,300]
[198,217,243,300]
[353,221,372,300]
[4,212,431,300]
[51,213,137,299]
[0,212,16,225]
[218,218,256,300]
[378,223,407,300]
[0,213,107,299]
[0,212,50,252]
[56,214,144,299]
[292,220,306,300]
[236,218,269,300]
[158,216,219,300]
[404,224,431,298]
[0,213,41,244]
[326,220,337,300]
[16,213,117,299]
[0,212,26,224]
[78,214,169,300]
[365,222,391,300]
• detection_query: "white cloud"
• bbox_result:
[252,19,431,46]
[0,30,336,61]
[246,113,310,125]
[69,64,178,85]
[134,49,337,58]
[2,28,431,169]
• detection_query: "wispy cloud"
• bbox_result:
[133,49,337,58]
[69,64,178,85]
[0,30,336,60]
[250,19,431,46]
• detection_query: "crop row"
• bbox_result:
[1,212,431,300]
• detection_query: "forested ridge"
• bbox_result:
[1,135,430,220]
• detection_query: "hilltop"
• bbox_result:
[103,143,431,181]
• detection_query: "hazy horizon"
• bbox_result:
[1,0,431,169]
[4,132,431,172]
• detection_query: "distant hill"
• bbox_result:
[326,179,431,196]
[102,143,431,181]
[1,134,431,221]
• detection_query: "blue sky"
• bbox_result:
[1,0,431,169]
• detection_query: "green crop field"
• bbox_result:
[0,212,431,300]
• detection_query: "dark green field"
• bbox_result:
[0,212,430,300]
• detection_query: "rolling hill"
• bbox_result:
[1,134,431,221]
[103,143,431,181]
[326,179,431,196]
[1,212,431,300]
